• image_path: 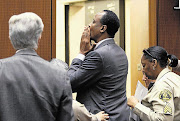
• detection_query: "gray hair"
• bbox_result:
[9,12,44,50]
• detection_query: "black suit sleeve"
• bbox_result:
[68,51,103,92]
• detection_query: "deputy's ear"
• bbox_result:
[100,25,107,33]
[152,59,158,68]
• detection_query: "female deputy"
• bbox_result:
[127,46,180,121]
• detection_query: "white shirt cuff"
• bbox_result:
[75,54,85,61]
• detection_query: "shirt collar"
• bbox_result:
[16,48,34,53]
[148,68,171,92]
[94,38,112,50]
[15,48,38,57]
[156,68,171,82]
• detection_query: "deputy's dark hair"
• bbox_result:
[143,46,178,68]
[168,54,178,67]
[100,10,120,38]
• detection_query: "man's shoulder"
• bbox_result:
[0,55,67,77]
[93,43,126,57]
[0,55,18,67]
[96,41,123,52]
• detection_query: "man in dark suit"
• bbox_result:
[68,10,130,121]
[0,12,74,121]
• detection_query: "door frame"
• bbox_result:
[149,0,158,46]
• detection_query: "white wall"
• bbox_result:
[56,0,65,61]
[69,3,85,64]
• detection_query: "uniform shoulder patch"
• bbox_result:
[163,102,172,115]
[159,89,172,101]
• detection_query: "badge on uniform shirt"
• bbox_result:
[159,89,172,101]
[163,102,172,115]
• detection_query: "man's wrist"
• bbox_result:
[79,51,86,55]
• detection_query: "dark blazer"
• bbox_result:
[68,38,130,121]
[0,49,74,121]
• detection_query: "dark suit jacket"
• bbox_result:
[68,38,130,121]
[0,49,74,121]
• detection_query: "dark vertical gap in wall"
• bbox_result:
[51,0,53,59]
[157,0,159,45]
[65,5,69,65]
[51,0,56,59]
[119,0,125,50]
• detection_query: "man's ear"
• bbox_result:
[38,35,42,45]
[100,25,107,33]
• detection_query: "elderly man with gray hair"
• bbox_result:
[0,12,74,121]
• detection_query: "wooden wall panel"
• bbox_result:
[158,0,180,75]
[0,0,55,60]
[158,0,180,59]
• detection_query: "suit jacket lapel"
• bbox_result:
[94,38,115,50]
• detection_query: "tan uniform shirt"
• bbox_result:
[133,68,180,121]
[73,100,100,121]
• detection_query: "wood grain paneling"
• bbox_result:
[0,0,55,60]
[158,0,180,75]
[158,0,180,59]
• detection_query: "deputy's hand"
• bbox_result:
[80,26,96,55]
[127,96,139,108]
[96,111,109,121]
